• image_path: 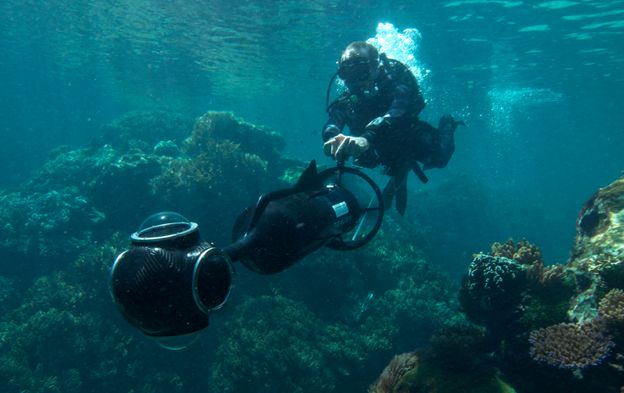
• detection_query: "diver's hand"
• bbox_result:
[365,115,391,131]
[323,134,370,161]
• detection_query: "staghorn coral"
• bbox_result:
[528,320,614,370]
[599,288,624,324]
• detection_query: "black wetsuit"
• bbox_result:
[323,56,455,174]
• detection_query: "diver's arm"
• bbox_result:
[387,83,425,119]
[360,82,424,144]
[322,100,348,142]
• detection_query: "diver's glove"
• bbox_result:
[323,133,370,161]
[362,115,392,141]
[438,114,466,135]
[366,115,391,130]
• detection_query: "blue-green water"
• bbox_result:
[1,1,623,392]
[2,0,623,263]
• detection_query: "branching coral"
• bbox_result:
[599,288,624,324]
[529,320,614,370]
[490,239,543,266]
[490,239,516,259]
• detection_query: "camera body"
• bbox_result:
[110,162,384,341]
[110,212,232,337]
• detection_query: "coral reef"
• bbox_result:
[491,239,543,267]
[424,323,490,371]
[0,110,461,393]
[0,110,300,392]
[0,111,290,275]
[212,216,459,393]
[368,351,419,393]
[368,348,515,393]
[209,295,341,393]
[96,110,194,152]
[396,176,624,392]
[571,176,624,275]
[0,237,192,393]
[599,288,624,324]
[370,174,624,392]
[528,320,614,370]
[459,254,528,334]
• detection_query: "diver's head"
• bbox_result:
[338,42,380,92]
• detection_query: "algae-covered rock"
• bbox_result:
[209,295,339,393]
[0,109,328,392]
[210,216,459,393]
[571,176,624,275]
[0,110,294,274]
[368,350,516,393]
[443,177,624,392]
[187,111,285,172]
[97,110,194,153]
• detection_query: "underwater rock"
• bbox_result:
[187,111,285,170]
[211,218,458,392]
[97,110,194,153]
[460,177,624,390]
[0,110,295,274]
[153,139,181,156]
[368,351,419,393]
[368,348,516,393]
[209,295,339,393]
[0,186,105,275]
[0,238,192,393]
[570,176,624,275]
[566,176,624,323]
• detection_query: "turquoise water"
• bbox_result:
[2,1,623,262]
[1,1,623,392]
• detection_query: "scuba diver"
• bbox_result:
[323,41,465,215]
[110,161,384,345]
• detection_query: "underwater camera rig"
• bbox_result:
[110,161,383,348]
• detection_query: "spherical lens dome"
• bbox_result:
[131,211,198,244]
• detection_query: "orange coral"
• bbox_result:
[490,239,515,259]
[490,239,543,266]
